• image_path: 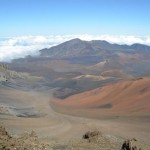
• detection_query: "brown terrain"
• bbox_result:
[1,39,150,149]
[0,86,125,149]
[0,77,150,149]
[52,77,150,117]
[51,77,150,146]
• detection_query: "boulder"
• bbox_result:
[83,130,101,139]
[121,138,142,150]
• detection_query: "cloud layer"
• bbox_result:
[0,35,150,62]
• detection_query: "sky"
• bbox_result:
[0,0,150,36]
[0,0,150,61]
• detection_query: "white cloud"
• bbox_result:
[77,35,150,45]
[0,35,150,62]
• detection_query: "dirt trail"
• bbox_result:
[0,88,100,141]
[0,87,150,145]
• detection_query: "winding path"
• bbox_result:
[0,88,150,144]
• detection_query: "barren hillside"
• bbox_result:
[52,77,150,116]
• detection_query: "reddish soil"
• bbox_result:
[51,77,150,117]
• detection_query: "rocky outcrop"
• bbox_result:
[63,130,115,149]
[0,63,38,84]
[0,125,50,150]
[0,63,10,82]
[121,138,142,150]
[83,130,102,139]
[0,64,8,69]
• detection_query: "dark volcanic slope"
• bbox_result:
[40,38,95,58]
[40,38,150,58]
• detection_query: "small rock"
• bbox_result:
[83,130,101,139]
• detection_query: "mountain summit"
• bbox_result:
[40,38,150,58]
[40,38,94,58]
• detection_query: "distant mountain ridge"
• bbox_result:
[10,38,150,85]
[40,38,150,58]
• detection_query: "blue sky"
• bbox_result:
[1,0,150,62]
[0,0,150,36]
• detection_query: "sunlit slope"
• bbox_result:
[53,77,150,116]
